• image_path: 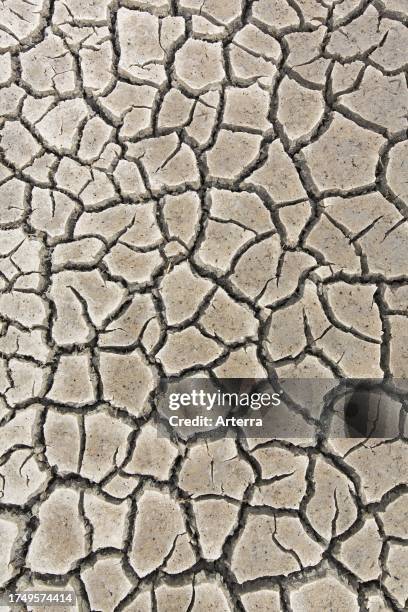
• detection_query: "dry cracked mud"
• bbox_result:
[0,0,408,610]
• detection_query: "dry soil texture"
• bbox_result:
[0,0,408,610]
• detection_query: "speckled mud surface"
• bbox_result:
[0,0,408,610]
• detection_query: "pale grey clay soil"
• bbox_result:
[0,0,408,610]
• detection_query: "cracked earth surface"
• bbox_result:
[0,0,408,610]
